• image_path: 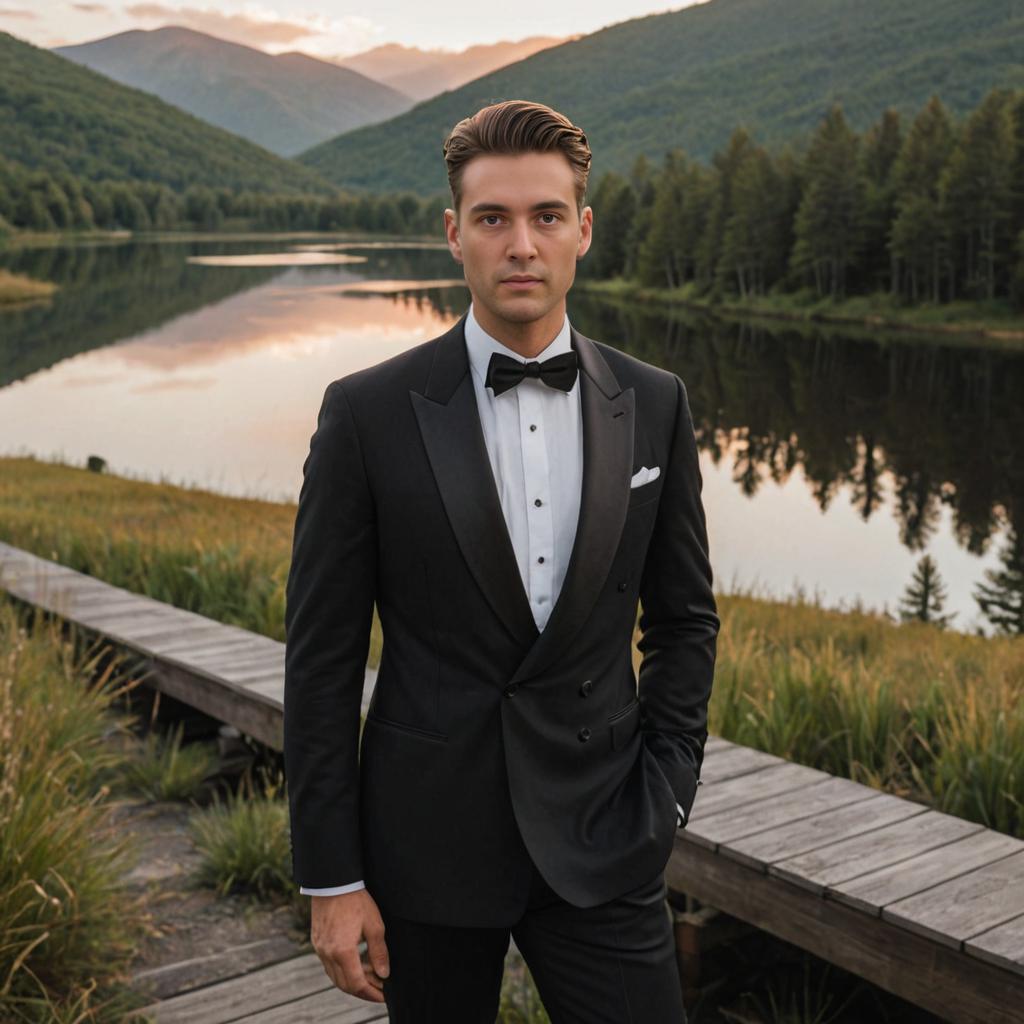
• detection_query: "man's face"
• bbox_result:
[444,151,593,334]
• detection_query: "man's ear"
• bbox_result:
[444,208,463,264]
[576,205,594,261]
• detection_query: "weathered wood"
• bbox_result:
[235,987,389,1023]
[141,952,332,1023]
[829,828,1024,914]
[966,912,1024,976]
[691,760,831,819]
[722,792,927,871]
[666,836,1024,1024]
[688,776,877,850]
[883,849,1024,949]
[770,808,985,894]
[699,742,787,780]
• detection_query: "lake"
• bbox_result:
[0,234,1019,635]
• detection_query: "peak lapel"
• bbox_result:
[410,312,539,649]
[507,326,635,686]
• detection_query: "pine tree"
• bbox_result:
[790,105,864,299]
[899,555,955,628]
[974,527,1024,635]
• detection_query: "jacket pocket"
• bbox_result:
[608,697,641,750]
[365,712,448,743]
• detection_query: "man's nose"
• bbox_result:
[506,220,538,260]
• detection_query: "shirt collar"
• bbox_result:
[464,302,573,395]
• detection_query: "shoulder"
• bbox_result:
[589,337,684,406]
[323,333,443,412]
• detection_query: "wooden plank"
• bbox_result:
[771,809,985,894]
[723,792,928,872]
[142,657,284,749]
[965,912,1024,976]
[132,623,236,654]
[692,761,831,819]
[237,987,389,1023]
[195,647,283,673]
[687,776,877,850]
[883,850,1024,949]
[143,952,332,1023]
[698,743,787,782]
[830,829,1024,914]
[703,734,729,754]
[665,837,1024,1024]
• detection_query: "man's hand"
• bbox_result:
[310,888,390,1003]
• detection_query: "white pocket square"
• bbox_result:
[629,465,660,489]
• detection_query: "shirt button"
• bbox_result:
[529,424,537,431]
[537,556,545,564]
[578,727,591,742]
[617,581,628,592]
[534,498,543,507]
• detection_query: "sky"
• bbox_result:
[0,1,702,58]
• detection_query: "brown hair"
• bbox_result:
[442,100,592,219]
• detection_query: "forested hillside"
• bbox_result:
[299,0,1024,195]
[0,32,330,194]
[55,28,413,157]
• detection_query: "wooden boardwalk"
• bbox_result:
[2,541,1022,1023]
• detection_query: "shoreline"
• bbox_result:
[575,278,1024,343]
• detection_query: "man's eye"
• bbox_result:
[482,215,502,225]
[540,213,559,224]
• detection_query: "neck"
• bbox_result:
[472,300,567,360]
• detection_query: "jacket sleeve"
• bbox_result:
[284,380,377,887]
[637,373,719,827]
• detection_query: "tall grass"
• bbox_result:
[0,597,150,1023]
[3,455,1021,838]
[694,589,1023,837]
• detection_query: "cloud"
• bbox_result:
[0,7,37,18]
[72,3,108,11]
[123,4,380,52]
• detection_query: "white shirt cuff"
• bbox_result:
[676,802,686,827]
[300,880,366,896]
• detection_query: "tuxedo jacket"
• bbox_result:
[283,309,719,928]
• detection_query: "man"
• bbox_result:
[283,99,719,1022]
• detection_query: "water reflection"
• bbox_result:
[0,236,1018,633]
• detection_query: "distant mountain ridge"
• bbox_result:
[0,31,330,194]
[299,0,1024,196]
[55,26,414,156]
[337,36,570,101]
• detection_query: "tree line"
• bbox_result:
[582,88,1024,308]
[3,87,1024,309]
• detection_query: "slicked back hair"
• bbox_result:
[442,100,592,220]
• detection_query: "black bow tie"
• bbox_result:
[485,350,579,396]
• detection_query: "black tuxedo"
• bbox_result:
[283,309,719,930]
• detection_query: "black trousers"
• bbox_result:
[379,853,687,1024]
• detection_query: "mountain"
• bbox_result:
[0,32,330,194]
[299,0,1024,196]
[54,26,414,157]
[337,36,570,102]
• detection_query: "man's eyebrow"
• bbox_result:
[468,200,572,214]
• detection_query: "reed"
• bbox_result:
[0,270,57,307]
[0,597,150,1023]
[2,455,1021,839]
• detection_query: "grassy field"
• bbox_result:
[577,278,1024,344]
[1,454,1021,840]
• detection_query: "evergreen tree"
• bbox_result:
[974,526,1024,635]
[899,554,955,628]
[939,89,1016,300]
[583,171,635,279]
[790,105,864,298]
[858,108,902,294]
[889,96,954,301]
[720,143,788,297]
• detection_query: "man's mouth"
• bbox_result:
[502,276,542,288]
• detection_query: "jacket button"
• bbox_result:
[503,685,518,698]
[579,679,593,697]
[578,727,591,742]
[617,581,628,592]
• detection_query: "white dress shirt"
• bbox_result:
[299,304,683,897]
